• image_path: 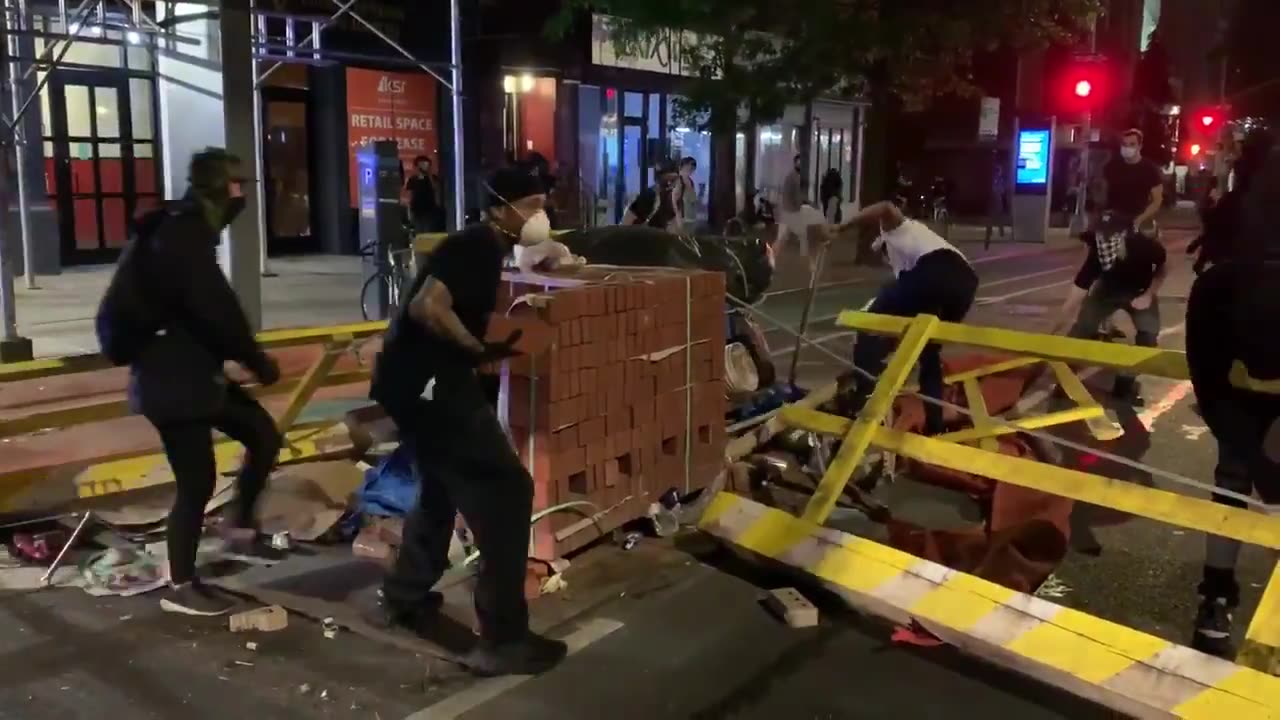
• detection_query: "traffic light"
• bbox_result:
[1189,143,1202,158]
[1199,112,1217,130]
[1054,54,1109,114]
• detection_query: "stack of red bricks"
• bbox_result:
[485,267,728,560]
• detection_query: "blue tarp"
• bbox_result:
[357,444,420,517]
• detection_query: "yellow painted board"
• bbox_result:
[944,357,1043,384]
[961,377,1001,452]
[1238,560,1280,673]
[801,314,938,525]
[0,322,386,383]
[836,312,1190,380]
[935,405,1103,445]
[0,370,371,439]
[873,426,1280,550]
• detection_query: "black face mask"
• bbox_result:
[224,196,247,227]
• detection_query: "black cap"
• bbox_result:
[486,165,545,208]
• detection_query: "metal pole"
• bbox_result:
[333,1,453,89]
[251,2,273,278]
[257,0,357,87]
[10,0,93,129]
[9,0,34,289]
[448,0,464,228]
[851,106,865,210]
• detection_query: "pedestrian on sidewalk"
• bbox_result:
[370,166,567,677]
[824,200,978,435]
[405,155,443,233]
[1185,142,1280,657]
[117,148,284,616]
[1049,210,1167,405]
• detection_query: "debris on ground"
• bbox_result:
[79,547,167,597]
[764,587,819,628]
[229,605,289,633]
[245,642,258,651]
[1034,574,1073,599]
[621,532,642,551]
[298,683,312,695]
[352,528,393,563]
[646,503,679,538]
[540,573,568,595]
[322,617,339,639]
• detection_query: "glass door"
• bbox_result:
[47,70,159,265]
[261,88,316,253]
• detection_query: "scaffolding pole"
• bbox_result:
[6,0,34,289]
[250,0,273,277]
[448,0,463,228]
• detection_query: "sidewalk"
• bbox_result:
[12,256,365,359]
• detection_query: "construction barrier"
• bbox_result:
[699,311,1280,716]
[0,322,388,508]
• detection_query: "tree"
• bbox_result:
[553,0,1100,131]
[1224,0,1280,122]
[1130,28,1174,166]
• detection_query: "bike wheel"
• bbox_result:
[360,273,393,321]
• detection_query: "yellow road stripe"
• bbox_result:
[910,574,1016,631]
[1173,667,1280,718]
[1004,620,1145,685]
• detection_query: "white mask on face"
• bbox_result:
[518,209,552,246]
[1120,146,1140,162]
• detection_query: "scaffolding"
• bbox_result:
[0,0,466,350]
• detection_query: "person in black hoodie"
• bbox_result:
[1185,142,1280,657]
[1188,130,1274,274]
[128,148,283,617]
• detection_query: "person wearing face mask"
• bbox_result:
[370,166,567,677]
[1102,128,1164,236]
[122,147,284,616]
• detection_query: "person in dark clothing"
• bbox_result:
[1051,211,1167,403]
[405,155,442,232]
[622,159,680,230]
[371,166,566,677]
[126,148,284,616]
[1185,144,1280,657]
[819,168,843,224]
[1101,128,1164,234]
[1188,130,1275,273]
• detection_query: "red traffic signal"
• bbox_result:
[1074,80,1093,98]
[1189,143,1202,157]
[1200,113,1216,128]
[1054,54,1109,113]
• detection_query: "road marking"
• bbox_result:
[977,279,1076,305]
[976,265,1076,290]
[1138,380,1194,431]
[403,618,624,720]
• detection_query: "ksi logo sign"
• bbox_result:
[377,75,407,94]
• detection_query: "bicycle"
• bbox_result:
[359,237,414,321]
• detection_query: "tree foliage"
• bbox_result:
[551,0,1101,131]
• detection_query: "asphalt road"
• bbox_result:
[2,225,1269,719]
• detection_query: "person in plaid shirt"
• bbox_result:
[1050,210,1168,404]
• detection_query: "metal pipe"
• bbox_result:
[336,1,452,89]
[448,0,464,228]
[257,0,357,87]
[251,0,273,278]
[787,241,828,388]
[284,14,294,59]
[22,0,92,82]
[8,0,35,289]
[852,106,865,210]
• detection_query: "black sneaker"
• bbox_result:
[1191,597,1235,658]
[461,632,568,677]
[369,590,444,637]
[160,582,235,617]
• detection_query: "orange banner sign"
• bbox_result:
[346,67,439,205]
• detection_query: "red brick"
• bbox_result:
[552,425,577,452]
[578,416,605,446]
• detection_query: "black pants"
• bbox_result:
[155,385,282,585]
[381,369,534,646]
[851,249,979,434]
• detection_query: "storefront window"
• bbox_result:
[667,95,711,224]
[755,123,801,209]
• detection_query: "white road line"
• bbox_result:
[976,265,1076,290]
[403,618,624,720]
[976,279,1075,305]
[1138,380,1194,431]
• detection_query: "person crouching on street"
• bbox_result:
[370,166,567,677]
[1049,211,1167,405]
[826,200,978,435]
[128,148,284,616]
[1185,145,1280,657]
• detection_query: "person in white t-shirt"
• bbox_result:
[825,200,979,434]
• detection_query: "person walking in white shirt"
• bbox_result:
[825,200,979,434]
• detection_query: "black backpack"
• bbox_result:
[95,206,171,366]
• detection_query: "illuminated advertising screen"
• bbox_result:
[1015,129,1050,187]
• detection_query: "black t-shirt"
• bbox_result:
[627,184,677,228]
[1104,159,1162,218]
[1073,231,1166,295]
[405,174,438,218]
[373,224,507,403]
